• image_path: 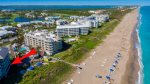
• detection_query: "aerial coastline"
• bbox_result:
[121,9,140,84]
[1,1,150,84]
[0,5,139,84]
[68,9,138,84]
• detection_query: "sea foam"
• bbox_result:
[136,7,144,84]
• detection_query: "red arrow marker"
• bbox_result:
[12,48,37,65]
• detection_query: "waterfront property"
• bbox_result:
[56,22,90,37]
[0,26,15,30]
[1,9,15,12]
[17,22,31,28]
[88,10,104,14]
[56,19,69,26]
[0,47,11,80]
[45,16,61,21]
[17,21,53,28]
[77,14,109,28]
[91,14,109,23]
[0,6,133,84]
[77,16,100,28]
[0,26,17,40]
[25,13,35,18]
[24,30,62,55]
[69,16,80,20]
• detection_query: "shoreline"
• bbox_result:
[68,9,138,84]
[121,16,140,84]
[121,7,143,84]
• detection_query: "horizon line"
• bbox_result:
[0,4,141,6]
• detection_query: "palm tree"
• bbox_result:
[36,46,41,55]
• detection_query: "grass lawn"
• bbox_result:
[19,62,73,84]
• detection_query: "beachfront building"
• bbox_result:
[78,16,99,28]
[88,10,104,14]
[0,26,17,40]
[17,21,54,28]
[77,14,109,28]
[0,47,11,80]
[45,16,61,21]
[1,9,15,12]
[25,13,35,18]
[69,16,86,21]
[69,16,81,20]
[56,19,69,26]
[0,30,14,37]
[0,26,16,30]
[41,13,48,17]
[92,14,109,23]
[17,22,31,28]
[56,22,90,37]
[30,21,53,27]
[24,30,62,55]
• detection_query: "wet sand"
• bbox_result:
[66,9,138,84]
[121,20,140,84]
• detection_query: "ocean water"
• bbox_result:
[139,6,150,84]
[0,5,130,10]
[14,17,45,22]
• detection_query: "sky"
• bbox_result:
[0,0,150,5]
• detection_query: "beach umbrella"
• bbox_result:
[27,66,34,71]
[95,74,99,78]
[115,60,118,64]
[106,75,111,80]
[112,63,116,68]
[114,57,119,61]
[110,68,114,72]
[95,74,102,78]
[110,66,115,71]
[110,69,114,72]
[117,53,121,57]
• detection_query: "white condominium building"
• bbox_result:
[17,21,54,28]
[92,14,109,23]
[78,16,99,28]
[45,16,61,21]
[56,19,69,26]
[24,30,62,55]
[56,22,90,37]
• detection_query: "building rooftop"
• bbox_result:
[0,26,13,30]
[25,30,61,42]
[18,21,53,26]
[56,22,90,29]
[0,47,9,59]
[0,30,14,37]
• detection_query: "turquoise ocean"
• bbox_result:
[139,6,150,84]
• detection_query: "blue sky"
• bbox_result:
[0,0,149,5]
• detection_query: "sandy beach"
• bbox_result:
[67,9,139,84]
[121,19,140,84]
